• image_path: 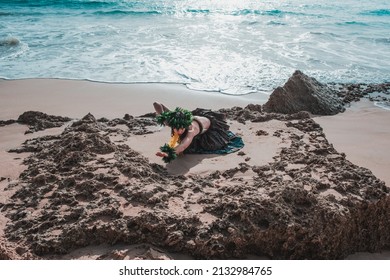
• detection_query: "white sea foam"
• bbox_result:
[0,0,389,95]
[374,101,390,111]
[0,36,29,60]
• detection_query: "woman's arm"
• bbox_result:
[174,130,196,154]
[155,132,195,158]
[156,119,202,160]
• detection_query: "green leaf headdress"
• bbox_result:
[156,107,193,129]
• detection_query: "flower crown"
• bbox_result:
[156,107,193,129]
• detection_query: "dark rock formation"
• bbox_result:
[0,236,37,260]
[219,104,310,124]
[2,110,389,260]
[0,237,15,260]
[17,111,72,134]
[0,119,17,127]
[263,70,345,115]
[329,82,390,104]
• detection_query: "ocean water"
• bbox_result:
[1,0,389,95]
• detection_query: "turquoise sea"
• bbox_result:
[1,0,389,95]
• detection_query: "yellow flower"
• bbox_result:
[168,131,180,148]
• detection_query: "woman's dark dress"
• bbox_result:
[179,108,243,154]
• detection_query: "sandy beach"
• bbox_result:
[1,78,389,260]
[0,79,269,119]
[315,100,390,187]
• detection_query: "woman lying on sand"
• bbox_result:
[153,102,244,163]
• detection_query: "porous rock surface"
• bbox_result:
[263,70,345,115]
[1,111,72,133]
[17,111,72,134]
[1,109,389,260]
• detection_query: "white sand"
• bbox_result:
[315,100,390,187]
[0,78,268,119]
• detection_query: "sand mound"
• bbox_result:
[1,110,389,259]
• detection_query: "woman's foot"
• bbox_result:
[153,102,170,115]
[153,102,164,115]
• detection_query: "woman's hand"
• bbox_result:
[156,151,168,157]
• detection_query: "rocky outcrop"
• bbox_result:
[0,236,37,260]
[263,70,345,115]
[330,82,390,104]
[0,237,16,260]
[2,111,389,259]
[17,111,72,134]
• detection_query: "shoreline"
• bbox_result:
[1,78,389,260]
[0,78,269,120]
